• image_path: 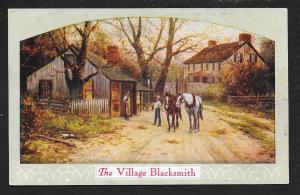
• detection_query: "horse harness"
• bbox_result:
[185,94,196,109]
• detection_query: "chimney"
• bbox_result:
[106,45,120,65]
[208,40,217,47]
[239,33,252,43]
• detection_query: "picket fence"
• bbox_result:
[68,98,109,114]
[38,98,109,114]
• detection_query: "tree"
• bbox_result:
[259,38,275,93]
[49,21,100,99]
[221,59,268,95]
[104,17,166,86]
[154,18,197,95]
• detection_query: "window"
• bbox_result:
[219,77,222,83]
[212,63,215,71]
[38,80,52,99]
[202,76,208,83]
[250,54,257,63]
[193,64,195,71]
[200,63,203,70]
[218,62,222,71]
[206,63,209,70]
[193,76,200,82]
[240,53,243,63]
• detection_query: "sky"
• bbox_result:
[99,17,270,64]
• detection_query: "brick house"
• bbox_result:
[183,33,267,94]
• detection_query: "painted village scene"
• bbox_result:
[20,17,275,163]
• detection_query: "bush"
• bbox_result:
[44,113,114,138]
[202,84,226,101]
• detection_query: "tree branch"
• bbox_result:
[145,18,165,63]
[74,24,84,37]
[118,19,134,46]
[83,70,99,83]
[127,17,137,40]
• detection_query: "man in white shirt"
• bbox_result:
[123,91,130,120]
[152,96,162,126]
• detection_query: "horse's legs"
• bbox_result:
[192,111,197,131]
[172,114,176,132]
[197,112,200,132]
[176,112,179,128]
[167,113,171,132]
[188,111,192,133]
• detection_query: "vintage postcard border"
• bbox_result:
[8,8,288,185]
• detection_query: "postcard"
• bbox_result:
[8,8,288,185]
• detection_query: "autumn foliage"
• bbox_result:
[221,60,269,95]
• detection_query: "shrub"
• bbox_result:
[202,84,226,101]
[44,113,114,138]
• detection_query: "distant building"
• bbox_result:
[183,33,267,94]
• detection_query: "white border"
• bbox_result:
[8,8,289,185]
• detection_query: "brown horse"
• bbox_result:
[164,92,182,132]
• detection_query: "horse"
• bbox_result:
[164,92,182,132]
[176,93,203,133]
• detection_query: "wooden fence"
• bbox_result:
[38,98,109,114]
[228,95,275,107]
[68,98,109,114]
[39,99,68,113]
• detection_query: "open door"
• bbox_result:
[121,82,133,116]
[111,82,120,116]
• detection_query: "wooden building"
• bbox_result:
[26,46,137,116]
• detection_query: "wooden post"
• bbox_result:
[139,91,142,112]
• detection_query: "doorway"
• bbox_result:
[38,80,52,99]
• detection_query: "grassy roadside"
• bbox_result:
[21,110,123,163]
[205,100,275,156]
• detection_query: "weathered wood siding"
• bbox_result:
[27,52,111,100]
[27,56,69,100]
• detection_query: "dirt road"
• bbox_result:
[69,104,275,163]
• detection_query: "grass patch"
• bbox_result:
[220,117,275,151]
[205,100,275,120]
[206,102,274,133]
[21,138,76,163]
[44,113,116,138]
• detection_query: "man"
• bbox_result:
[152,96,162,126]
[123,91,130,120]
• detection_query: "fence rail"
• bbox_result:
[228,95,275,107]
[38,98,109,114]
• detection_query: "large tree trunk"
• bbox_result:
[67,70,84,100]
[154,18,176,96]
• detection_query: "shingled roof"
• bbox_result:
[100,67,137,82]
[184,42,246,64]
